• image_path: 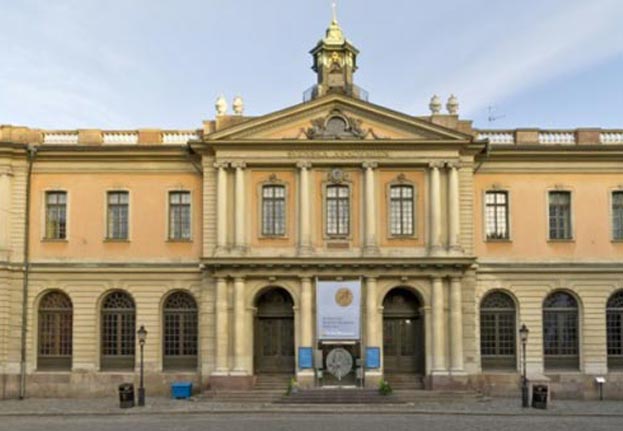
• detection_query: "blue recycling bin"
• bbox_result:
[171,382,193,399]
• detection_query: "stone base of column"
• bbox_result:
[364,370,383,388]
[429,374,470,391]
[447,245,464,256]
[363,245,380,256]
[428,246,445,257]
[209,375,254,391]
[232,245,248,256]
[296,370,315,389]
[297,245,314,256]
[213,246,229,256]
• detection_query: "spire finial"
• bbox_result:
[332,1,338,23]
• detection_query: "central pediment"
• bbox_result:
[204,94,474,143]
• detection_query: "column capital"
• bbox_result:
[300,276,313,283]
[231,161,247,169]
[296,160,312,169]
[446,161,461,169]
[233,276,245,283]
[428,161,445,169]
[364,275,378,281]
[448,275,463,283]
[362,161,378,169]
[213,161,229,169]
[429,275,444,282]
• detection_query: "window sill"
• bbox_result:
[388,235,418,240]
[547,239,575,243]
[611,239,623,243]
[485,238,512,243]
[41,238,68,243]
[167,239,193,243]
[104,239,130,243]
[258,235,288,240]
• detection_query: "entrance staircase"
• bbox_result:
[385,373,425,390]
[203,374,289,404]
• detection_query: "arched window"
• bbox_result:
[163,291,198,370]
[543,291,579,370]
[38,291,72,370]
[480,291,516,370]
[101,291,135,370]
[389,185,414,236]
[607,291,623,369]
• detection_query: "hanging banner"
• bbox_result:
[316,279,361,340]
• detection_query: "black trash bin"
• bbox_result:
[532,384,548,409]
[119,383,135,409]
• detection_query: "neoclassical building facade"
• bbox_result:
[1,19,623,399]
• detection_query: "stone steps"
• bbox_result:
[276,389,404,404]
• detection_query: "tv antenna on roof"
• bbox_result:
[487,105,506,123]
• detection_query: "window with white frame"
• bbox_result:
[261,185,286,236]
[169,191,191,240]
[45,191,67,240]
[326,184,349,236]
[613,191,623,241]
[389,185,414,236]
[107,191,129,240]
[485,191,509,240]
[548,191,572,240]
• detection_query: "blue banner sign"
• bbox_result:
[366,347,380,369]
[299,347,313,369]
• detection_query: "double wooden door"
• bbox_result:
[383,317,423,373]
[255,317,295,373]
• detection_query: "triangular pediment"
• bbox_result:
[205,94,473,143]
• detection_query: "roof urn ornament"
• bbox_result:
[215,95,228,116]
[447,94,459,115]
[232,96,244,115]
[429,95,442,115]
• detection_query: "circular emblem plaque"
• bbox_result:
[326,347,353,381]
[335,288,353,307]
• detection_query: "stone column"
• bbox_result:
[300,277,313,347]
[215,162,228,252]
[232,161,246,252]
[431,276,446,373]
[365,276,379,347]
[0,170,11,252]
[429,162,443,255]
[449,277,464,372]
[214,277,229,373]
[233,277,247,373]
[297,161,312,255]
[447,162,462,253]
[363,161,379,254]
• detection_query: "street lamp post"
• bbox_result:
[519,324,529,408]
[137,325,148,407]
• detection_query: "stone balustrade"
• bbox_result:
[538,131,576,145]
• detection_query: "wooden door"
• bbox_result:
[254,288,295,374]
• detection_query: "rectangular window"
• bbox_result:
[613,191,623,240]
[169,191,191,240]
[390,185,414,236]
[326,185,349,236]
[549,191,572,240]
[485,191,509,240]
[45,191,67,239]
[261,185,286,236]
[107,191,129,240]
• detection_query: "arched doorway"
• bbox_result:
[382,288,424,374]
[254,288,295,374]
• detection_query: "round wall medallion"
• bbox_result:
[335,288,353,307]
[326,347,353,381]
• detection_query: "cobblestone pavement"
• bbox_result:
[2,412,623,431]
[0,396,622,417]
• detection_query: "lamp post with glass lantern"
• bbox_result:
[519,324,529,408]
[137,325,148,407]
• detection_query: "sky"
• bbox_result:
[0,0,622,130]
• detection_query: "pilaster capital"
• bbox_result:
[213,161,229,169]
[429,275,444,283]
[231,161,247,169]
[446,161,461,170]
[362,161,378,169]
[300,276,313,284]
[233,276,246,283]
[296,160,312,169]
[448,276,462,283]
[364,275,378,282]
[428,161,444,169]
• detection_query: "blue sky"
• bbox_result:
[1,0,622,130]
